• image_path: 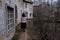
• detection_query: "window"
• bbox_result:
[25,3,27,8]
[30,13,32,17]
[7,7,14,30]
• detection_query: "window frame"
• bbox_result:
[7,6,14,32]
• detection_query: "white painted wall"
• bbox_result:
[0,0,33,40]
[27,3,33,18]
[4,0,22,39]
[4,0,15,40]
[24,3,33,19]
[0,0,19,40]
[0,0,6,40]
[15,0,22,24]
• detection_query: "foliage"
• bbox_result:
[27,3,57,40]
[11,23,21,40]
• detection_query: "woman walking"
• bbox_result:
[21,13,27,32]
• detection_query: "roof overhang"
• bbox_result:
[23,0,33,4]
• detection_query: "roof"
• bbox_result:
[23,0,33,4]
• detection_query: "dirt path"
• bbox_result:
[19,29,29,40]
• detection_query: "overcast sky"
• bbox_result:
[32,0,57,2]
[32,0,58,4]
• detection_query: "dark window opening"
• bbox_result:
[30,13,32,17]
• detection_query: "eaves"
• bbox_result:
[23,0,33,4]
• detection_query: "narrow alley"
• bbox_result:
[19,30,29,40]
[1,0,60,40]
